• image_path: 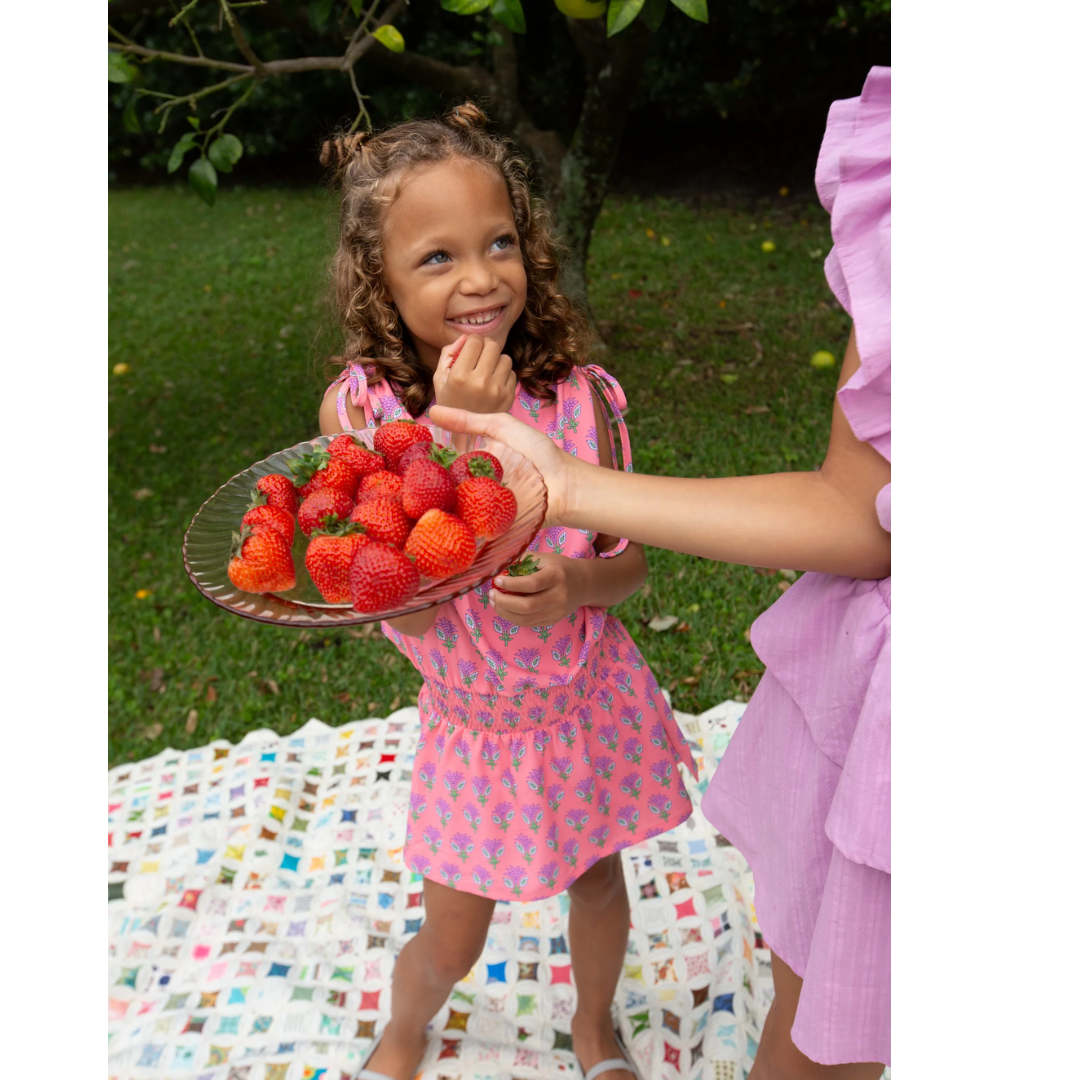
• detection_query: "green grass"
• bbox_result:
[109,186,846,766]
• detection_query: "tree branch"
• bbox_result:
[220,0,268,77]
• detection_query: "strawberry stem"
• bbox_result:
[288,449,331,485]
[506,554,540,576]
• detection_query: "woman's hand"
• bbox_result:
[490,554,583,626]
[433,333,517,414]
[429,404,579,527]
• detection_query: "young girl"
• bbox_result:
[316,103,698,1080]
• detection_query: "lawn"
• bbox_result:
[108,184,846,766]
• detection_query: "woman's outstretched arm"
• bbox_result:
[432,328,891,580]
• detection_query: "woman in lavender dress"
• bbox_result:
[435,67,892,1078]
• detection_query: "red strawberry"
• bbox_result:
[349,541,420,613]
[396,441,437,475]
[401,458,457,520]
[455,476,517,541]
[448,449,503,486]
[242,490,295,545]
[328,433,386,477]
[298,488,354,537]
[289,449,359,498]
[357,470,404,504]
[305,521,370,604]
[256,473,299,515]
[349,497,412,549]
[374,419,433,473]
[227,524,296,594]
[404,509,477,580]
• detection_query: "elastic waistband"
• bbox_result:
[418,670,600,734]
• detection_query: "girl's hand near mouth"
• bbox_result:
[433,332,517,415]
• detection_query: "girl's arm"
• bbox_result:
[432,328,891,581]
[318,387,441,636]
[491,388,648,626]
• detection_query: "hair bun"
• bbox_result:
[446,101,488,131]
[319,130,373,170]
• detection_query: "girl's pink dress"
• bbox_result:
[700,67,891,1067]
[329,363,698,902]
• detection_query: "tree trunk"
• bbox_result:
[554,18,654,312]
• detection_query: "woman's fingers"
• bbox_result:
[429,405,571,526]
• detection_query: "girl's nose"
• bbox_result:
[457,256,499,297]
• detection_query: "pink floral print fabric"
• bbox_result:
[328,364,698,901]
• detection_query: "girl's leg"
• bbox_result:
[567,852,634,1080]
[364,877,495,1080]
[749,950,884,1080]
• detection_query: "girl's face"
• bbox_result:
[381,158,528,371]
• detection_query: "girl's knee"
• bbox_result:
[568,853,627,910]
[423,933,487,987]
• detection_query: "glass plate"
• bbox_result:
[183,427,547,627]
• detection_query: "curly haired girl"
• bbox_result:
[317,102,697,1080]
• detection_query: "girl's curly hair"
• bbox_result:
[320,101,593,418]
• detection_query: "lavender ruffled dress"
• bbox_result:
[700,67,892,1067]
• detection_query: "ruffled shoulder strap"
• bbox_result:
[578,363,634,559]
[325,362,409,430]
[579,363,633,476]
[816,65,891,466]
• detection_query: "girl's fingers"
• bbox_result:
[493,563,551,594]
[449,334,484,375]
[437,333,468,373]
[473,336,503,379]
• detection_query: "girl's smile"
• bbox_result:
[381,159,528,371]
[445,303,509,335]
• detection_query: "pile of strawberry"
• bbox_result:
[226,420,517,613]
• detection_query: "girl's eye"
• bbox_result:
[492,234,515,252]
[423,250,450,266]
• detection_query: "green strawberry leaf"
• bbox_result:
[506,554,540,576]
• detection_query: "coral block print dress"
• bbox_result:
[701,67,891,1067]
[330,362,698,903]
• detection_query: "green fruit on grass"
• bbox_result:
[810,350,836,369]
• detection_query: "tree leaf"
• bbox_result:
[189,156,218,207]
[349,0,364,14]
[372,24,406,52]
[641,0,666,32]
[607,0,647,36]
[122,95,142,135]
[167,132,197,175]
[208,133,244,173]
[108,52,139,84]
[187,115,201,130]
[669,0,708,23]
[490,0,526,33]
[440,0,491,14]
[309,0,335,30]
[647,614,679,632]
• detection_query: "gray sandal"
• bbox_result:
[355,1033,395,1080]
[577,1025,643,1080]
